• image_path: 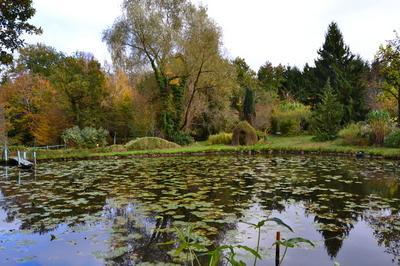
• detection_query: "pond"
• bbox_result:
[0,155,399,266]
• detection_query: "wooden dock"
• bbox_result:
[1,148,36,170]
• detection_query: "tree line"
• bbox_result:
[0,0,399,146]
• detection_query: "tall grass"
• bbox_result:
[207,133,233,145]
[271,101,311,135]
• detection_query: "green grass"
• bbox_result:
[32,135,400,161]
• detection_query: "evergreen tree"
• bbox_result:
[282,66,305,101]
[311,79,344,141]
[257,61,285,94]
[314,22,369,123]
[242,87,256,125]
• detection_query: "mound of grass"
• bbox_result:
[207,133,233,145]
[125,137,181,151]
[232,121,258,146]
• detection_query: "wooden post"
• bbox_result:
[113,132,117,145]
[17,151,21,166]
[33,151,37,166]
[2,146,8,164]
[275,231,281,266]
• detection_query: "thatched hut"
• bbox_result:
[232,121,258,146]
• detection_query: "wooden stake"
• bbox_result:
[276,231,281,266]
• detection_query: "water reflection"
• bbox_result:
[0,156,399,265]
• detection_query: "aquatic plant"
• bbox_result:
[172,218,314,266]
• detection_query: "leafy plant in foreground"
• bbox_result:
[171,218,314,266]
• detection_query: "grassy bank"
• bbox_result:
[27,135,400,161]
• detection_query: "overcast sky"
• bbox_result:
[25,0,400,71]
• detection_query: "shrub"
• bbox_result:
[271,101,311,135]
[62,126,108,148]
[125,137,180,151]
[338,123,371,146]
[170,132,194,146]
[232,121,258,146]
[384,129,400,148]
[207,133,233,145]
[367,110,391,145]
[311,82,344,141]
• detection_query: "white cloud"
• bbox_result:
[24,0,400,70]
[24,0,123,64]
[195,0,400,70]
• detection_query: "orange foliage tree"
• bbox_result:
[0,74,69,145]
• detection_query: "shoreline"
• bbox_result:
[35,146,399,163]
[2,136,400,163]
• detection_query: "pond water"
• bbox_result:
[0,155,399,266]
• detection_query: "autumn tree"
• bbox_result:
[0,0,42,65]
[0,74,68,145]
[104,0,233,143]
[376,32,400,127]
[104,69,157,142]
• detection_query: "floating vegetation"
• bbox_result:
[0,155,399,265]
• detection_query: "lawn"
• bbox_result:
[29,135,400,161]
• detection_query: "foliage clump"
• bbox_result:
[232,121,258,146]
[62,126,108,148]
[207,132,233,145]
[271,101,311,135]
[0,0,42,65]
[125,137,180,151]
[367,110,392,145]
[384,129,400,148]
[338,122,371,146]
[311,82,344,141]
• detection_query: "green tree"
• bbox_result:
[314,22,369,123]
[51,53,108,128]
[0,0,42,65]
[311,80,344,141]
[16,43,65,77]
[376,32,400,127]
